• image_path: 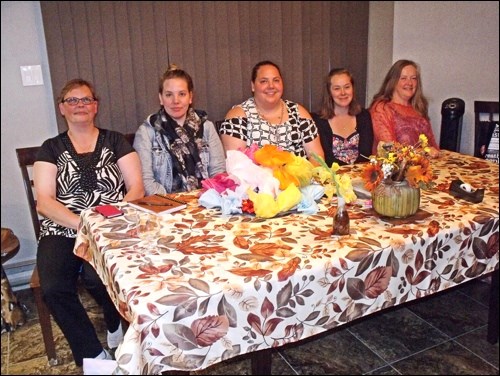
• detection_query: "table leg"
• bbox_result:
[487,269,499,344]
[250,349,272,375]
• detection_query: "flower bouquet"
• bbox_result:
[362,134,435,191]
[198,144,325,218]
[361,134,435,218]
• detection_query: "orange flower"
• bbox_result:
[406,156,432,188]
[273,168,299,190]
[361,163,383,191]
[254,144,312,190]
[254,144,294,168]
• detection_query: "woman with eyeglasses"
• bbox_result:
[33,78,144,366]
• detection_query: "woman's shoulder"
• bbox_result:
[41,132,65,147]
[100,128,134,152]
[357,108,371,120]
[101,128,126,144]
[370,99,388,111]
[225,105,246,119]
[37,133,66,162]
[104,128,122,138]
[311,112,328,125]
[291,101,312,119]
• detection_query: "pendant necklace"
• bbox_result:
[257,100,284,125]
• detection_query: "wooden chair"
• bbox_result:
[215,120,224,134]
[16,135,135,365]
[474,101,499,159]
[124,132,135,146]
[15,146,58,365]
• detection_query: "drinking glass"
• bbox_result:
[137,213,160,252]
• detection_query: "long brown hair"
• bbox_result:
[370,59,429,119]
[319,68,361,119]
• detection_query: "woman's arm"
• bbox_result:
[220,106,247,152]
[298,104,324,165]
[304,137,324,166]
[356,109,375,161]
[118,151,144,201]
[34,161,80,230]
[312,114,334,166]
[133,123,167,195]
[370,101,397,154]
[204,120,226,176]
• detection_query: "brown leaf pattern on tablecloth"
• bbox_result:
[75,150,500,375]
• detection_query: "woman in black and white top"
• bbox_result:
[219,60,324,165]
[34,78,144,366]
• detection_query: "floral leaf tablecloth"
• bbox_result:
[74,150,499,375]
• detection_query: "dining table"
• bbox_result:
[74,150,499,375]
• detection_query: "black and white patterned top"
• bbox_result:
[36,128,134,239]
[219,97,318,157]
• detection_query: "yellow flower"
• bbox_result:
[247,184,302,218]
[276,184,302,212]
[330,162,340,173]
[337,175,357,203]
[419,134,428,147]
[311,153,357,203]
[247,190,280,218]
[284,154,314,187]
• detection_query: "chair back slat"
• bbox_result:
[16,146,42,240]
[474,101,499,159]
[124,133,135,146]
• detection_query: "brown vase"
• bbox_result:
[372,179,420,218]
[332,197,350,235]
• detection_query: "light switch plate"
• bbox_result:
[20,65,44,86]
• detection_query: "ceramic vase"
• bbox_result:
[372,179,420,218]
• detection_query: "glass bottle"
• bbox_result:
[332,196,350,236]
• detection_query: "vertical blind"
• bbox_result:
[41,1,368,134]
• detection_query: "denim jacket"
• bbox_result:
[134,113,226,195]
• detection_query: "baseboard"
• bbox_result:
[3,260,34,291]
[9,270,31,291]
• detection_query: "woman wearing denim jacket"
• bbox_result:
[134,65,226,195]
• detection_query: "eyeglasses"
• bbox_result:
[62,97,96,106]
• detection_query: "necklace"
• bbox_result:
[62,130,104,192]
[257,100,285,125]
[330,115,355,135]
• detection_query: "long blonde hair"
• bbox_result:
[370,59,429,120]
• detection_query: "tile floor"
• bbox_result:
[1,276,498,375]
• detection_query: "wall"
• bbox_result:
[1,1,57,286]
[392,1,499,155]
[366,2,394,108]
[1,1,499,288]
